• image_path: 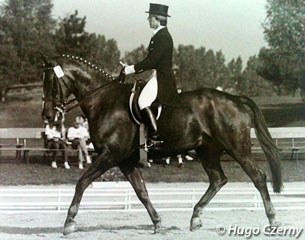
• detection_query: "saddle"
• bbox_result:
[129,80,162,125]
[129,81,162,152]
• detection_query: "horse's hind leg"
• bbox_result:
[63,152,115,235]
[190,146,227,231]
[233,153,279,226]
[120,163,161,233]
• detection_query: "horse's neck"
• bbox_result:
[78,83,131,119]
[62,62,101,99]
[74,80,102,100]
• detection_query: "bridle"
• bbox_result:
[42,62,124,116]
[42,64,68,115]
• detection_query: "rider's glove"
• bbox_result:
[124,65,135,75]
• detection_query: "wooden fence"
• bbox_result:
[1,127,305,161]
[1,83,42,102]
[0,182,304,213]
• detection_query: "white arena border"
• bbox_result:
[0,182,304,213]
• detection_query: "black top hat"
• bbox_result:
[146,3,170,17]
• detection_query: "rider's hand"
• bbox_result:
[124,65,135,75]
[115,66,126,82]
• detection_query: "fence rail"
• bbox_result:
[0,182,304,213]
[2,127,305,161]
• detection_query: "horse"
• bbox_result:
[40,53,282,235]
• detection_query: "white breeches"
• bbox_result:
[138,73,158,110]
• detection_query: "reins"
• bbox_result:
[64,80,118,113]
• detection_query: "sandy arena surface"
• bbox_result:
[0,209,304,240]
[0,182,304,240]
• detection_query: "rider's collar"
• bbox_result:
[153,26,165,36]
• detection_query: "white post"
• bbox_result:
[57,190,61,211]
[192,190,195,209]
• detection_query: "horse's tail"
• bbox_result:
[239,96,283,193]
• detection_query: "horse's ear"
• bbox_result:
[38,51,49,64]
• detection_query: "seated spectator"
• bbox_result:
[67,116,92,169]
[45,120,69,169]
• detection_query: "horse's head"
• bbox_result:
[40,52,119,123]
[40,52,70,123]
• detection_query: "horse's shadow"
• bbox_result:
[79,224,181,235]
[0,225,63,235]
[0,224,181,235]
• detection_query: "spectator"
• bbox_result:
[82,116,94,150]
[45,120,69,169]
[67,116,92,169]
[165,154,194,168]
[82,116,89,131]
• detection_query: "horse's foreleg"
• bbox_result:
[190,147,227,231]
[63,153,115,235]
[120,164,161,233]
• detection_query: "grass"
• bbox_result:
[0,156,304,185]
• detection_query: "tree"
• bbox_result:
[226,57,243,94]
[87,34,120,73]
[175,45,211,91]
[54,10,88,56]
[123,45,147,64]
[263,0,305,94]
[209,50,227,89]
[174,45,229,91]
[0,0,55,86]
[122,45,151,82]
[0,42,19,99]
[54,10,120,74]
[257,48,286,95]
[242,55,277,96]
[197,48,225,89]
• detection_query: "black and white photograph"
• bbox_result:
[0,0,304,239]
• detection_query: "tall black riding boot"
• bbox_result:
[141,107,158,139]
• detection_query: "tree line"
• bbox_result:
[0,0,303,99]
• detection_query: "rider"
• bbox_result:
[123,3,179,147]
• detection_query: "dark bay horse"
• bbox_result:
[40,54,282,235]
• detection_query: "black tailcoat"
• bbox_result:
[134,27,179,105]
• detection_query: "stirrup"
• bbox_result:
[139,139,163,152]
[139,139,155,152]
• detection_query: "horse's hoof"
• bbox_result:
[265,221,281,233]
[190,217,202,231]
[153,220,162,234]
[270,221,281,228]
[63,221,77,235]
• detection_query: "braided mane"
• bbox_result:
[61,54,115,81]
